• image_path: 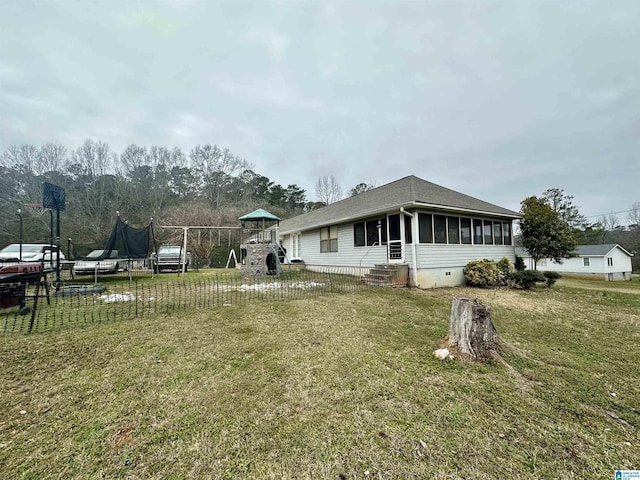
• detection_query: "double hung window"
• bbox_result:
[321,226,338,252]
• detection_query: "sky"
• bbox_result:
[1,0,638,221]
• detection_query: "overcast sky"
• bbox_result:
[1,0,638,220]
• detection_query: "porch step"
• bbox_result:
[364,264,409,287]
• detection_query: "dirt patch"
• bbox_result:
[111,425,135,451]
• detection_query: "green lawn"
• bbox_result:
[1,283,638,479]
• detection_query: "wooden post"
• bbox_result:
[447,296,498,361]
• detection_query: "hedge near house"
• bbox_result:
[463,258,513,287]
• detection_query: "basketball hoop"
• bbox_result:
[23,203,48,216]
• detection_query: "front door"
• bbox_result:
[387,214,404,263]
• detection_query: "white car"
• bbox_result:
[73,250,128,275]
[0,243,65,265]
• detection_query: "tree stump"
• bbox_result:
[446,296,498,361]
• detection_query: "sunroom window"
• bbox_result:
[418,213,433,243]
[447,216,460,244]
[434,215,447,244]
[460,218,472,244]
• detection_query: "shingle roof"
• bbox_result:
[278,175,521,234]
[576,244,631,256]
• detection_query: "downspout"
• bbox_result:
[400,207,420,288]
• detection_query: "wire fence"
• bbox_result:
[1,268,388,334]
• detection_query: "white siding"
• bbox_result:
[298,224,388,267]
[411,244,515,288]
[415,244,515,268]
[520,246,633,280]
[282,214,518,288]
[539,256,604,274]
[607,248,633,275]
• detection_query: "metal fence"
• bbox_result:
[2,268,377,334]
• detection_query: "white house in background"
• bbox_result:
[276,175,520,289]
[515,244,633,281]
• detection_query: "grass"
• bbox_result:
[557,276,640,292]
[4,268,358,334]
[66,267,242,285]
[1,283,639,478]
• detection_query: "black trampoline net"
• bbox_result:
[95,218,153,260]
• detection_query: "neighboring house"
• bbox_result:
[515,244,633,281]
[276,175,520,288]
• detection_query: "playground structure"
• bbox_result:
[239,209,286,278]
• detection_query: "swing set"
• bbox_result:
[160,225,242,277]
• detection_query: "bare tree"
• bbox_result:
[598,212,620,244]
[315,175,343,204]
[1,144,39,173]
[119,144,149,176]
[69,139,116,179]
[628,202,640,229]
[189,144,250,208]
[38,143,67,174]
[148,145,173,169]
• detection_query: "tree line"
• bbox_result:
[0,140,314,258]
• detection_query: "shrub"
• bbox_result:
[464,259,501,287]
[497,257,514,276]
[543,271,561,288]
[509,270,545,290]
[514,254,526,271]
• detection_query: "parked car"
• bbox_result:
[73,250,128,275]
[0,243,65,265]
[152,245,190,273]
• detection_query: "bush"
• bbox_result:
[497,257,514,276]
[509,270,545,290]
[543,271,561,288]
[464,259,501,287]
[514,254,526,271]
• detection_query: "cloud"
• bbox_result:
[164,113,263,161]
[208,72,325,112]
[245,28,290,63]
[164,0,201,10]
[121,10,181,36]
[1,0,639,216]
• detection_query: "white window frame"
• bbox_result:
[320,226,338,253]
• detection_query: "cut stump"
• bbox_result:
[446,296,499,362]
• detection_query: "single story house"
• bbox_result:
[515,244,633,281]
[276,175,520,288]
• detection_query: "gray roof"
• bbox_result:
[516,244,633,258]
[279,175,521,234]
[576,244,632,257]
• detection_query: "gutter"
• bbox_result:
[400,207,420,288]
[411,201,522,219]
[278,202,520,236]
